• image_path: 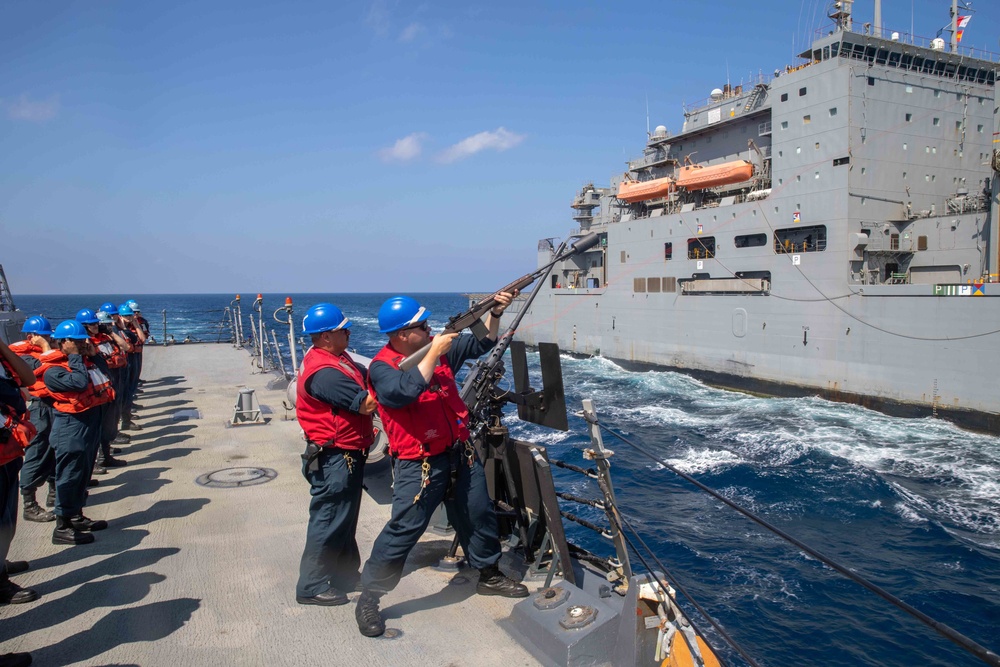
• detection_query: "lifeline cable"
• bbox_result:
[592,417,1000,667]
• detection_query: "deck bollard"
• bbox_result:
[230,387,266,426]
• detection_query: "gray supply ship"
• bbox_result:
[508,0,1000,434]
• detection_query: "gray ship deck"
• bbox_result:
[0,344,539,666]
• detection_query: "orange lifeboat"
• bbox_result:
[617,175,676,203]
[674,159,754,191]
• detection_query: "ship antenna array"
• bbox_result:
[589,416,1000,667]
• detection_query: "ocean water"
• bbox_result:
[14,292,1000,667]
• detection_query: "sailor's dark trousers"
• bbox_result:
[51,408,101,517]
[98,368,123,460]
[19,398,54,494]
[0,457,22,577]
[361,448,501,595]
[296,447,367,598]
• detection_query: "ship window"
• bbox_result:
[780,121,788,130]
[978,124,984,133]
[815,142,820,150]
[829,107,837,117]
[803,115,811,124]
[905,84,913,93]
[735,233,767,248]
[799,87,807,96]
[647,277,661,293]
[664,242,673,260]
[551,275,558,288]
[876,48,889,64]
[781,93,788,102]
[620,251,626,263]
[903,142,907,150]
[823,46,830,60]
[664,277,677,292]
[687,236,716,259]
[830,42,839,57]
[901,55,913,69]
[833,156,850,166]
[634,278,646,293]
[867,76,875,86]
[934,89,941,98]
[865,46,877,62]
[918,235,928,251]
[815,171,820,179]
[905,113,912,122]
[933,117,940,126]
[888,51,901,67]
[903,171,907,179]
[813,49,821,62]
[774,225,826,253]
[861,167,866,174]
[955,121,962,130]
[912,57,924,71]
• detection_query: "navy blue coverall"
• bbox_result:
[17,353,55,497]
[44,355,105,518]
[360,334,502,595]
[296,362,371,598]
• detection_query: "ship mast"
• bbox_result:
[829,0,853,32]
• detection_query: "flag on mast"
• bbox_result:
[956,15,971,43]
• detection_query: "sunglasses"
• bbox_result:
[400,322,429,334]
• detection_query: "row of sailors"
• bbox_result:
[0,301,150,667]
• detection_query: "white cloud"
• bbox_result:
[4,94,59,122]
[379,132,428,162]
[399,22,424,43]
[438,127,525,163]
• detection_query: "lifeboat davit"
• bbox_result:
[616,175,675,203]
[675,159,754,191]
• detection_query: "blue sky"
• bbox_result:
[2,0,997,294]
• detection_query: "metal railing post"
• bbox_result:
[161,309,167,346]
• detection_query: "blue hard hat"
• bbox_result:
[126,299,141,313]
[21,316,54,336]
[75,308,100,325]
[378,296,429,334]
[301,303,352,335]
[99,302,116,314]
[53,320,91,340]
[117,303,135,316]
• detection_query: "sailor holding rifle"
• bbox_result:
[354,292,528,638]
[295,303,378,606]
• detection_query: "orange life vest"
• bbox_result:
[8,341,51,399]
[0,400,35,466]
[296,348,374,451]
[90,333,127,369]
[41,351,115,414]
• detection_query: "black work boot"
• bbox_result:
[476,564,529,598]
[0,578,38,605]
[101,456,127,468]
[22,493,54,523]
[52,516,95,545]
[45,483,55,508]
[4,561,29,575]
[69,515,108,532]
[112,433,130,445]
[355,591,385,637]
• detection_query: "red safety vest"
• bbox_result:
[296,347,374,451]
[8,341,51,399]
[369,340,470,460]
[90,333,127,369]
[41,351,115,414]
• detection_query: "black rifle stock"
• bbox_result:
[398,232,599,371]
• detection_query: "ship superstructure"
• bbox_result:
[511,2,1000,433]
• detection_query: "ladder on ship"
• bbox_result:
[743,83,768,112]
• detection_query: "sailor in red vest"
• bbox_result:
[79,308,130,472]
[10,316,58,522]
[355,293,527,638]
[43,320,115,545]
[294,303,378,606]
[0,336,40,610]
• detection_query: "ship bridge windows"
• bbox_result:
[688,236,716,259]
[774,225,827,253]
[664,242,673,260]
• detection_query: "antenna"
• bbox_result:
[645,94,650,137]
